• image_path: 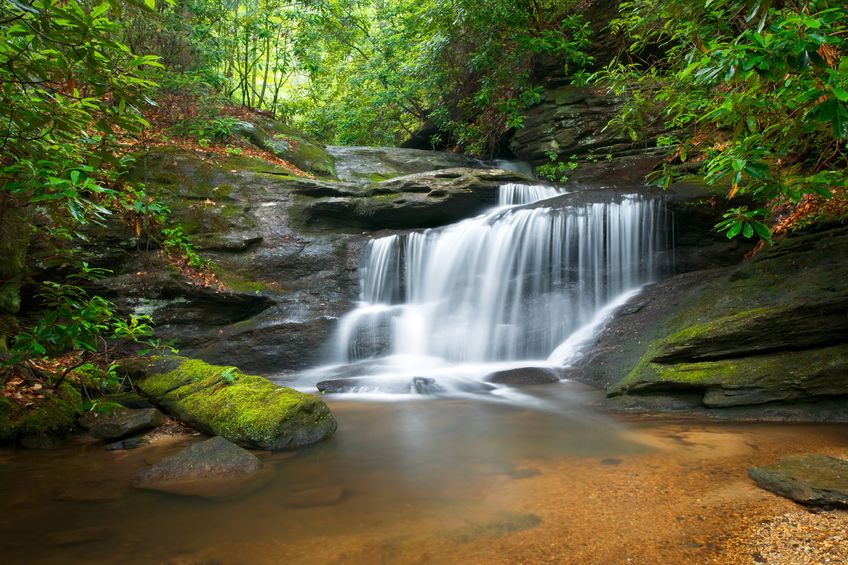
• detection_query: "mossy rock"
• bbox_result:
[0,383,83,446]
[124,356,336,450]
[587,226,848,415]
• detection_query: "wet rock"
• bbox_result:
[106,437,149,451]
[286,485,345,508]
[133,436,264,498]
[748,454,848,508]
[327,146,483,183]
[317,379,361,393]
[83,408,164,440]
[125,356,336,450]
[412,377,445,395]
[484,367,561,385]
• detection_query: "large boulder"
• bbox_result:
[573,226,848,420]
[304,167,539,230]
[749,454,848,508]
[326,146,483,183]
[123,356,337,450]
[133,436,265,497]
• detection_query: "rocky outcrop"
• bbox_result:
[133,436,265,497]
[573,226,848,420]
[123,356,337,450]
[749,454,848,508]
[508,85,669,184]
[304,167,539,230]
[326,146,483,183]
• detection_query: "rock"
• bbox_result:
[317,379,360,393]
[106,437,149,451]
[124,356,336,450]
[0,384,82,447]
[484,367,561,385]
[508,85,669,183]
[233,119,336,177]
[326,146,483,183]
[305,167,539,230]
[133,436,266,498]
[748,454,848,508]
[84,408,164,440]
[412,377,445,394]
[571,226,848,420]
[286,485,345,508]
[92,148,361,374]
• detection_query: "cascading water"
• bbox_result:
[297,183,671,397]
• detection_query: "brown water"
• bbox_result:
[1,382,847,564]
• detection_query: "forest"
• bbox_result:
[1,1,848,562]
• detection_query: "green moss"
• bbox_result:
[134,356,336,450]
[656,307,775,355]
[0,383,83,443]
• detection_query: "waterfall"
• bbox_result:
[300,183,671,397]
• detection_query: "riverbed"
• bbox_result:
[1,382,846,564]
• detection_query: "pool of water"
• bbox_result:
[1,383,846,564]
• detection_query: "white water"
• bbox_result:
[293,184,670,398]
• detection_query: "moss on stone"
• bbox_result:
[613,344,848,408]
[133,356,336,450]
[0,383,83,444]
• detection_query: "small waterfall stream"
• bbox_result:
[297,183,671,397]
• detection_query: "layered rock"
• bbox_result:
[508,85,670,184]
[574,226,848,420]
[303,167,539,230]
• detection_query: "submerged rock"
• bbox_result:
[133,436,265,498]
[82,408,164,440]
[484,367,561,385]
[123,356,336,450]
[749,454,848,508]
[285,485,346,508]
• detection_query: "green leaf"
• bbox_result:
[833,87,848,103]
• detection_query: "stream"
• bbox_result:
[2,179,845,564]
[1,394,847,563]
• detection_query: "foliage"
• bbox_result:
[595,0,848,240]
[538,149,578,183]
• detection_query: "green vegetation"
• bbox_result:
[131,356,337,450]
[594,0,848,241]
